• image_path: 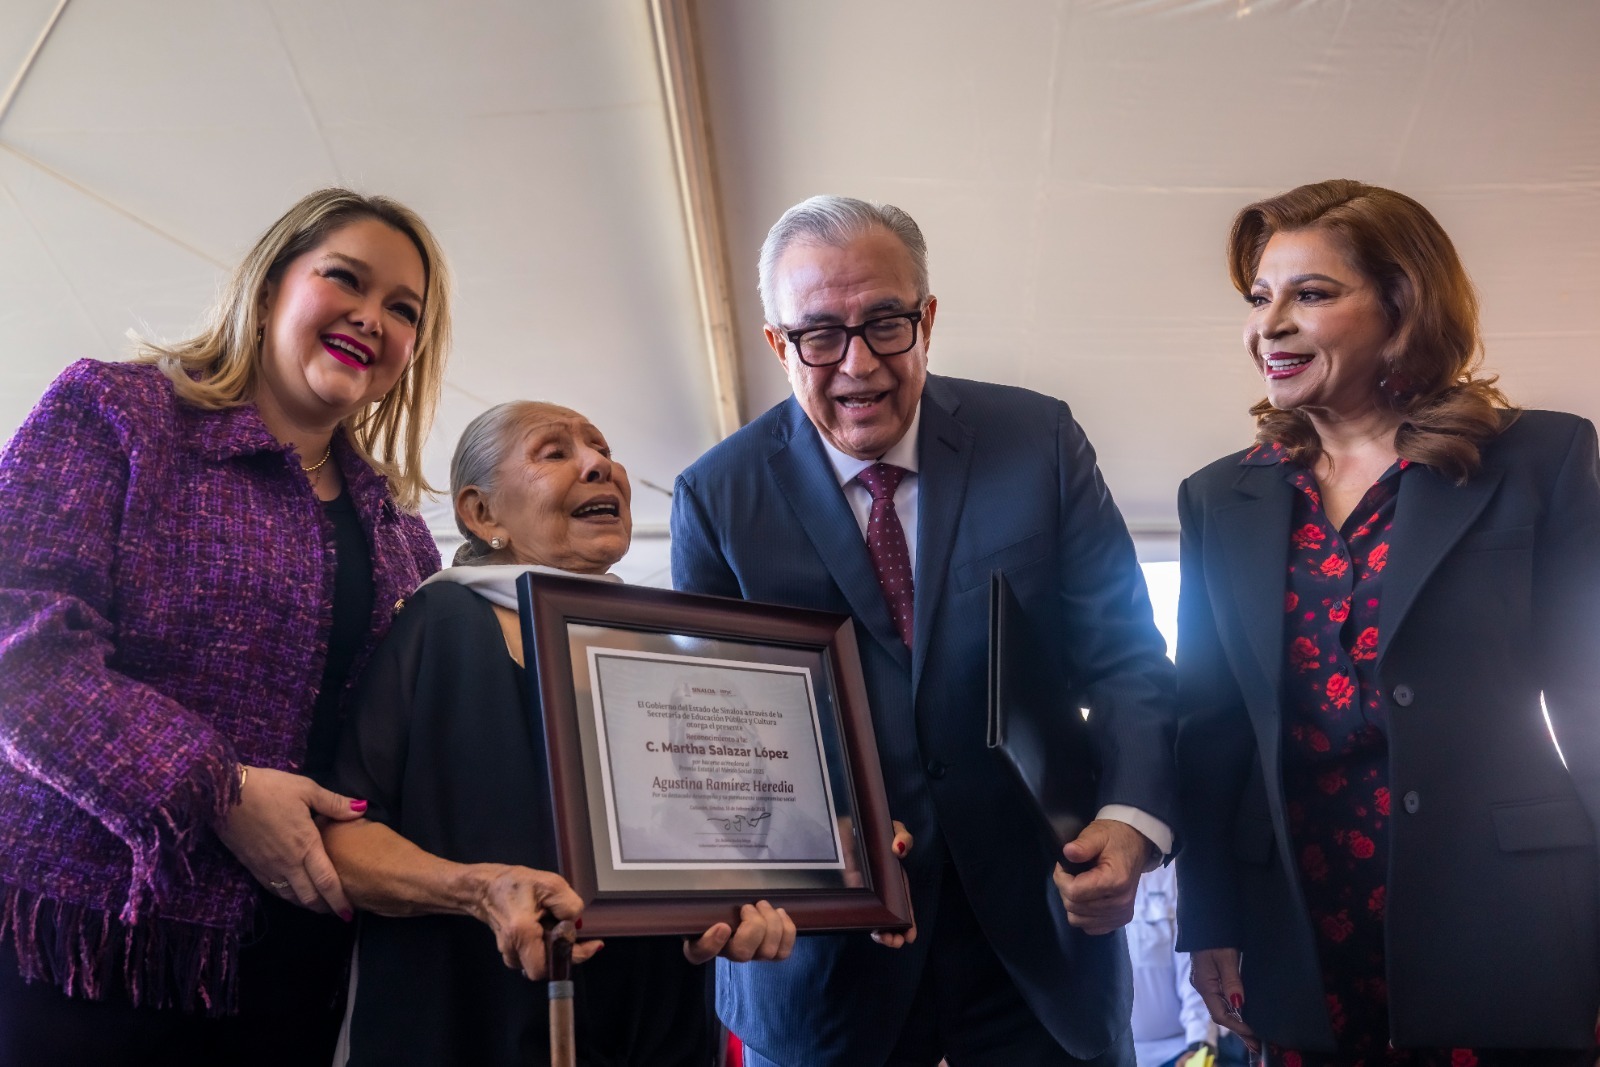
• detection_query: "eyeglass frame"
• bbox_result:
[775,304,929,367]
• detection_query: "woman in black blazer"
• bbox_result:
[1174,179,1600,1065]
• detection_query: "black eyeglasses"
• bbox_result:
[780,308,926,367]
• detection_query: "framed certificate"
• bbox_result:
[517,572,913,938]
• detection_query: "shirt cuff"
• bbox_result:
[1095,805,1173,857]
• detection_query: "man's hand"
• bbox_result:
[1052,818,1157,935]
[684,900,796,965]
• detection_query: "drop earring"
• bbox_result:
[1378,361,1416,405]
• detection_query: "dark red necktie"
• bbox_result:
[857,463,914,647]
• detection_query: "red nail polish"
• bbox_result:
[575,918,583,930]
[350,798,368,813]
[1230,992,1243,1011]
[340,909,354,923]
[894,841,905,856]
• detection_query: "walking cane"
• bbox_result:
[546,919,577,1067]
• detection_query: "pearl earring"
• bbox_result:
[489,537,505,550]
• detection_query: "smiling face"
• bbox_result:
[1245,228,1395,420]
[254,217,425,439]
[764,228,934,459]
[464,406,633,574]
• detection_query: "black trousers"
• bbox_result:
[0,894,351,1067]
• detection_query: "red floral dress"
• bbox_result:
[1245,445,1590,1067]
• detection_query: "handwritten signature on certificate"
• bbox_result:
[708,811,773,833]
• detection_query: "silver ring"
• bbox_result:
[268,879,291,892]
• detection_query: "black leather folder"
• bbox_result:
[986,571,1098,857]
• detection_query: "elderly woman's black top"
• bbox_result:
[331,580,714,1067]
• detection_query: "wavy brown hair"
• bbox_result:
[135,188,452,510]
[1228,179,1513,482]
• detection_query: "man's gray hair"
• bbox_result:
[757,195,929,324]
[449,400,545,565]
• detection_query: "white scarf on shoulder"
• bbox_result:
[418,563,622,610]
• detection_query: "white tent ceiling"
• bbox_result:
[3,0,1598,582]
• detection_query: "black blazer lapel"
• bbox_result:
[910,380,974,695]
[767,402,911,670]
[1378,464,1502,665]
[1212,464,1296,716]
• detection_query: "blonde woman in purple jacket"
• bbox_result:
[0,189,462,1065]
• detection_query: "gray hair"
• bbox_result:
[757,195,929,323]
[449,400,547,566]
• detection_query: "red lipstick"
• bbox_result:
[322,333,374,371]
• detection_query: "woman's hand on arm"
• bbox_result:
[213,765,366,917]
[321,817,598,981]
[1189,947,1259,1056]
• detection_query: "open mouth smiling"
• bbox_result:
[323,333,374,369]
[572,497,622,520]
[834,391,888,410]
[1264,352,1313,373]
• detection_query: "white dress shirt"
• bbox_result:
[1129,865,1217,1066]
[819,405,923,572]
[815,406,1173,856]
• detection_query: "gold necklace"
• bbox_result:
[301,442,334,473]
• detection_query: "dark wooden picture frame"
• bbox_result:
[518,572,913,938]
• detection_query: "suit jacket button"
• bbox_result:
[1403,791,1421,814]
[1392,684,1414,707]
[925,760,947,780]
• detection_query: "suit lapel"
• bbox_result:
[767,401,911,669]
[910,381,974,695]
[1378,464,1502,665]
[1213,464,1296,706]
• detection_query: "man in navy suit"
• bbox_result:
[671,196,1177,1066]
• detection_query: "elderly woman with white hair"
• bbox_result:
[323,400,799,1066]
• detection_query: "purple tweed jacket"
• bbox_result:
[0,359,440,1012]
